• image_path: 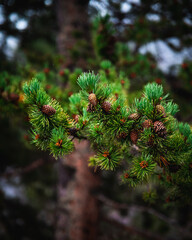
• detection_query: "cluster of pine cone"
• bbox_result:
[87,93,167,144]
[129,104,167,144]
[87,93,111,113]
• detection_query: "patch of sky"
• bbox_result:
[139,40,192,72]
[146,13,160,22]
[0,32,4,47]
[0,178,26,202]
[9,12,19,22]
[16,19,28,30]
[184,17,192,26]
[45,0,52,6]
[0,5,5,24]
[4,36,19,59]
[121,2,131,13]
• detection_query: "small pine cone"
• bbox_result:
[130,130,138,144]
[156,104,166,117]
[142,119,153,129]
[87,103,95,113]
[88,93,97,106]
[101,101,111,113]
[9,93,19,102]
[41,105,56,116]
[154,121,167,138]
[128,113,140,120]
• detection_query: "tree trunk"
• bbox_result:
[56,0,91,69]
[55,2,100,239]
[55,140,100,240]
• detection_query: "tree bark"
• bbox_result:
[56,0,90,69]
[55,140,100,240]
[55,2,100,239]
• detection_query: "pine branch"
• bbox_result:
[22,71,192,202]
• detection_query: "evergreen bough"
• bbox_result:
[23,72,192,203]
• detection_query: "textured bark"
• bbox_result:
[55,140,100,240]
[55,2,100,239]
[56,0,90,69]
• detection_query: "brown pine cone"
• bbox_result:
[41,105,56,116]
[154,121,167,138]
[88,93,97,106]
[130,130,138,144]
[101,101,111,113]
[128,113,140,120]
[156,104,166,117]
[142,119,153,129]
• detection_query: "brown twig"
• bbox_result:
[1,157,55,179]
[97,194,191,236]
[102,216,164,240]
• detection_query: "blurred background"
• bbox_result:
[0,0,192,240]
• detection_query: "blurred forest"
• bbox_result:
[0,0,192,240]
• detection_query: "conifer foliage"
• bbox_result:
[23,79,74,158]
[23,72,192,202]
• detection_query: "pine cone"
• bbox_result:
[101,101,111,113]
[128,113,140,120]
[154,121,167,138]
[130,130,138,144]
[88,93,97,106]
[142,119,153,129]
[41,105,56,116]
[156,104,166,117]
